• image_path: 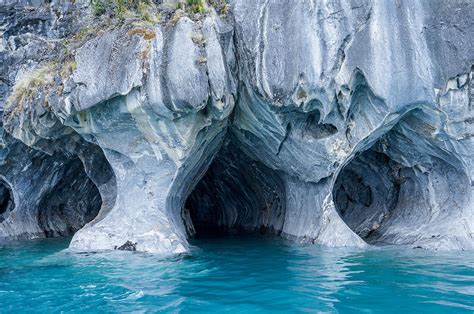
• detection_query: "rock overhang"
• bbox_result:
[0,0,473,253]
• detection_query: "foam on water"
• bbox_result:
[0,235,473,312]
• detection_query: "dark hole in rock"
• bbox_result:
[287,109,338,140]
[37,157,102,238]
[333,110,470,245]
[333,148,401,241]
[183,136,286,239]
[0,179,14,223]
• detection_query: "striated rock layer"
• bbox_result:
[0,0,473,253]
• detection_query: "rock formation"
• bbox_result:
[1,0,473,253]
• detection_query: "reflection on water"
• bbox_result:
[0,235,473,312]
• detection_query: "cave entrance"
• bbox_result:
[37,157,103,238]
[0,179,14,223]
[333,147,401,242]
[333,110,470,245]
[183,136,286,239]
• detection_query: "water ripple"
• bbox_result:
[0,236,473,312]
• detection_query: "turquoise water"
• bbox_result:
[0,235,473,313]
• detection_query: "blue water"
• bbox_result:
[0,235,473,313]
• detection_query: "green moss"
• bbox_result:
[176,0,206,14]
[91,0,106,16]
[187,0,206,14]
[91,0,228,24]
[115,0,126,19]
[137,1,160,23]
[90,0,159,22]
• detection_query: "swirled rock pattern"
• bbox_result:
[0,0,473,253]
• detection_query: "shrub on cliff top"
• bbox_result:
[177,0,206,14]
[91,0,159,21]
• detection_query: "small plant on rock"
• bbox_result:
[6,63,58,121]
[177,0,206,14]
[91,0,106,16]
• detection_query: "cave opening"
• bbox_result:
[183,136,287,239]
[333,110,470,246]
[333,147,402,242]
[0,179,14,223]
[37,157,103,238]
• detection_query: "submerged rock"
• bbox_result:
[0,0,473,252]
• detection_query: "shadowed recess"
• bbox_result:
[0,179,14,223]
[183,136,287,238]
[333,109,471,247]
[37,157,103,238]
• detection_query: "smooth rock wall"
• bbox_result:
[0,0,473,252]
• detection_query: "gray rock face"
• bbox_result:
[0,0,473,253]
[0,118,105,239]
[64,15,236,253]
[0,1,115,241]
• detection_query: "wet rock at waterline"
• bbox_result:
[1,0,473,253]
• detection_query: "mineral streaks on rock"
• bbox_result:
[334,107,474,249]
[0,121,103,239]
[66,15,236,253]
[0,0,473,253]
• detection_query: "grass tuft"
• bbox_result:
[8,64,56,105]
[127,28,156,40]
[6,63,58,120]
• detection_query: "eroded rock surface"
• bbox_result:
[1,0,473,252]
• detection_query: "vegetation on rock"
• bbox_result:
[5,63,57,121]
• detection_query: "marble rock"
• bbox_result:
[1,0,473,252]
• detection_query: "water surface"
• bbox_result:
[0,235,473,312]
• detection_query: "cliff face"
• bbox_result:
[1,0,473,253]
